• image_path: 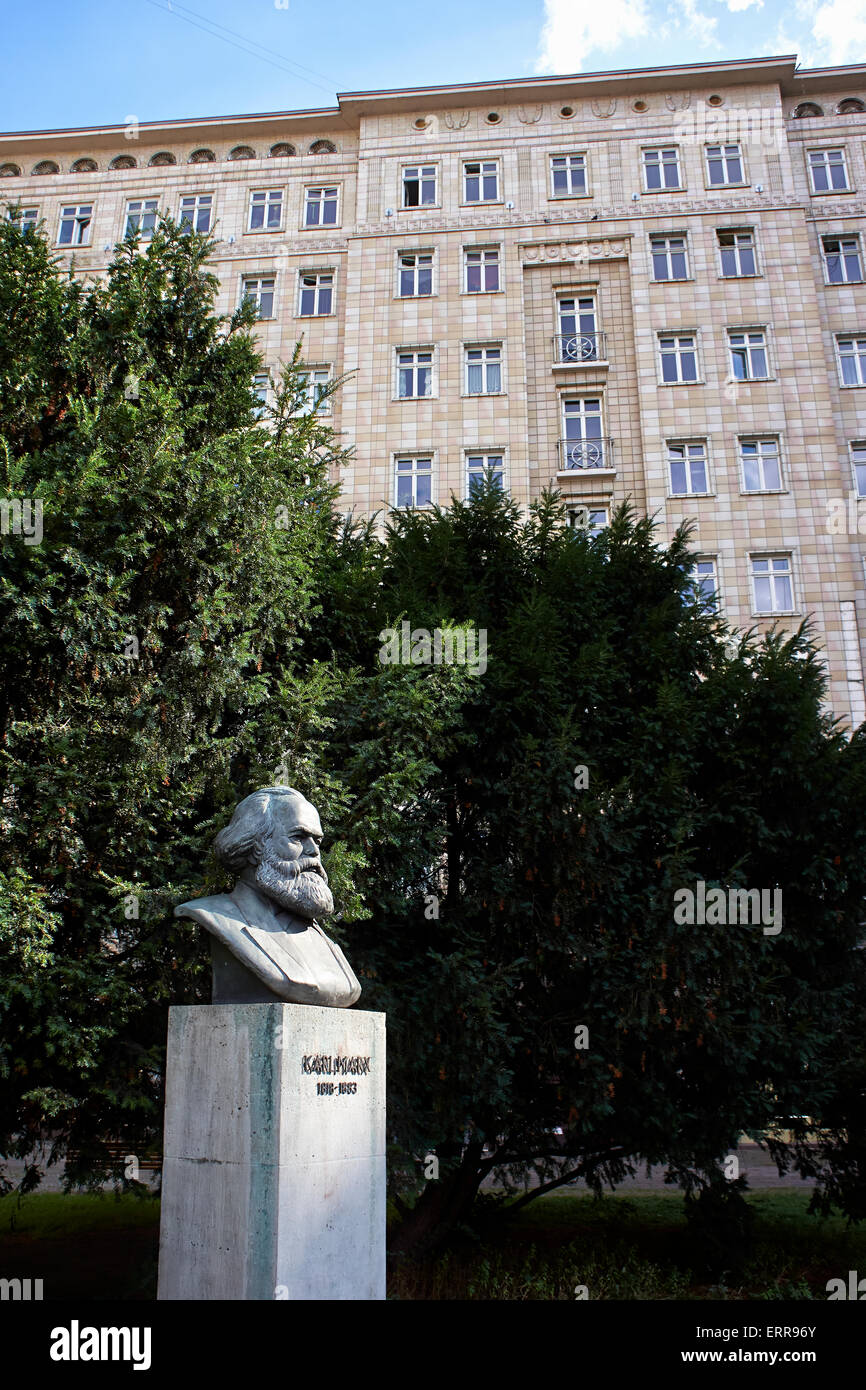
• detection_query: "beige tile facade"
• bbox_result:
[3,56,866,722]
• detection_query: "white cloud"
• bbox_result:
[811,0,866,62]
[679,0,720,43]
[716,0,763,12]
[535,0,651,73]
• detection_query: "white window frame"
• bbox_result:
[248,188,284,232]
[401,164,438,209]
[808,147,850,193]
[658,332,699,385]
[750,554,796,615]
[396,250,434,298]
[463,245,501,294]
[650,233,689,281]
[560,396,607,470]
[549,152,587,198]
[179,192,213,234]
[850,441,866,496]
[464,343,503,396]
[567,505,609,536]
[124,198,158,240]
[666,440,710,497]
[393,454,434,509]
[8,205,39,234]
[739,437,783,493]
[728,328,770,382]
[462,159,501,205]
[837,335,866,386]
[57,203,92,246]
[704,143,746,187]
[466,451,505,496]
[395,346,436,401]
[692,557,720,613]
[642,147,682,192]
[822,234,863,284]
[717,228,758,278]
[303,184,340,228]
[241,273,276,320]
[252,371,271,419]
[296,365,332,415]
[297,269,334,317]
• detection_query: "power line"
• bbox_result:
[141,0,341,100]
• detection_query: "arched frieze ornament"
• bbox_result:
[443,110,470,130]
[229,145,256,160]
[149,152,176,166]
[32,160,59,175]
[591,97,617,118]
[109,155,136,170]
[518,104,543,124]
[665,92,691,111]
[189,148,216,163]
[71,158,98,173]
[0,163,21,176]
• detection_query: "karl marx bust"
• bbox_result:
[175,786,361,1008]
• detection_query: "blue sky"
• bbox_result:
[3,0,866,132]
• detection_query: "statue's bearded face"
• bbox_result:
[254,846,334,920]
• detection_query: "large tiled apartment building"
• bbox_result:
[3,54,866,722]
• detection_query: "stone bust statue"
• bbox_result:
[175,786,361,1008]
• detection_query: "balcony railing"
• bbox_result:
[553,332,607,363]
[558,437,613,470]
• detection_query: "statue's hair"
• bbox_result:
[213,786,310,871]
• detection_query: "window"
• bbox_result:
[651,234,688,280]
[568,505,608,536]
[465,345,502,395]
[249,189,284,231]
[837,336,866,385]
[740,438,782,492]
[659,333,698,383]
[463,161,499,203]
[705,144,744,186]
[822,235,863,283]
[304,186,339,227]
[751,555,794,613]
[808,148,849,192]
[298,271,333,316]
[252,372,270,419]
[8,206,38,233]
[851,442,866,496]
[718,229,757,277]
[241,275,275,319]
[395,456,432,507]
[728,330,768,381]
[561,397,606,469]
[402,165,437,208]
[667,442,709,495]
[57,203,92,246]
[692,558,718,612]
[467,453,504,494]
[397,252,433,297]
[557,297,599,361]
[297,367,331,414]
[643,147,681,191]
[179,193,212,233]
[124,198,158,239]
[550,153,586,197]
[396,348,433,399]
[464,247,500,293]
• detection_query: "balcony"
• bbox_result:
[558,437,614,471]
[552,332,608,366]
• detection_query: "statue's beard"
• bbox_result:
[254,853,334,920]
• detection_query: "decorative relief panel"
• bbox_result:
[520,238,629,263]
[443,110,470,130]
[518,104,544,125]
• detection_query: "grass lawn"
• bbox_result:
[0,1188,862,1300]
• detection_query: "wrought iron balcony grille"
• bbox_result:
[554,331,607,363]
[558,437,614,470]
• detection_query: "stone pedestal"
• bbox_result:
[157,1003,385,1300]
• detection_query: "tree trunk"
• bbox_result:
[389,1140,485,1260]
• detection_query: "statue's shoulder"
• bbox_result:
[174,894,242,928]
